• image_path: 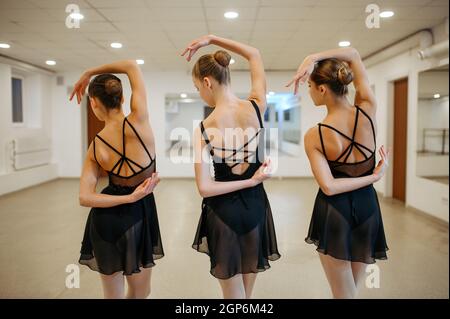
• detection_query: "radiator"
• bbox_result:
[11,137,51,170]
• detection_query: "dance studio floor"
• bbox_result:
[0,178,448,299]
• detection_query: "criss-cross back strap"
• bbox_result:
[318,106,375,163]
[93,117,153,174]
[124,118,153,161]
[250,99,264,128]
[200,100,265,163]
[355,105,376,147]
[200,121,214,156]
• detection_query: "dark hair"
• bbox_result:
[310,58,353,96]
[192,50,231,85]
[87,74,123,109]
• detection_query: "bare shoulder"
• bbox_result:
[127,112,149,126]
[201,112,216,129]
[304,126,321,151]
[357,100,377,119]
[85,141,98,163]
[248,97,266,114]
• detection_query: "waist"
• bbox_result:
[318,183,375,198]
[204,182,264,201]
[102,182,138,195]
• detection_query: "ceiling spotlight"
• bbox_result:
[380,11,394,18]
[110,42,122,49]
[338,41,351,47]
[136,59,145,65]
[0,43,11,49]
[224,11,239,19]
[434,93,441,99]
[180,93,188,98]
[268,91,275,96]
[46,60,56,66]
[230,58,235,65]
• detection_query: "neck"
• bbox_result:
[103,108,125,126]
[325,95,352,115]
[213,85,237,108]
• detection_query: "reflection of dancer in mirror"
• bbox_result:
[287,48,390,299]
[182,34,281,299]
[70,60,164,299]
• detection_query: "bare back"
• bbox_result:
[93,117,156,187]
[201,99,264,176]
[316,104,377,178]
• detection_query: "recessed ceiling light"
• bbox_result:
[338,41,351,47]
[0,43,11,49]
[380,11,394,18]
[224,11,239,19]
[46,60,56,66]
[434,93,441,99]
[110,42,122,49]
[268,91,275,96]
[136,59,145,65]
[69,12,84,20]
[229,58,235,65]
[180,93,187,98]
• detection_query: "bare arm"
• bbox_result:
[287,48,376,112]
[70,60,149,122]
[79,143,159,208]
[181,34,267,110]
[304,128,389,196]
[193,127,270,198]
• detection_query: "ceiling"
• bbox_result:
[0,0,448,72]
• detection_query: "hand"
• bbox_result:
[69,71,91,104]
[129,172,160,202]
[285,56,316,95]
[373,146,390,182]
[181,35,214,62]
[251,158,273,186]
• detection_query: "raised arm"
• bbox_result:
[78,143,159,208]
[181,34,267,110]
[287,48,376,112]
[70,60,149,122]
[193,126,271,198]
[304,128,389,196]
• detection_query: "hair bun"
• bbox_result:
[213,50,231,67]
[105,78,122,96]
[337,63,353,85]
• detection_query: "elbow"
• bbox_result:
[78,194,89,207]
[197,183,211,198]
[249,48,261,60]
[320,183,336,196]
[348,47,361,61]
[197,186,208,198]
[126,59,139,69]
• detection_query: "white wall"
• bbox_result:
[0,62,58,196]
[366,46,449,222]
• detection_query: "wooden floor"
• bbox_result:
[0,178,448,298]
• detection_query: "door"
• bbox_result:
[393,78,408,202]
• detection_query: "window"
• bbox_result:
[283,109,291,121]
[264,106,270,121]
[12,77,23,123]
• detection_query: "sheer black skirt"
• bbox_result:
[193,184,281,279]
[79,184,164,275]
[305,184,388,264]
